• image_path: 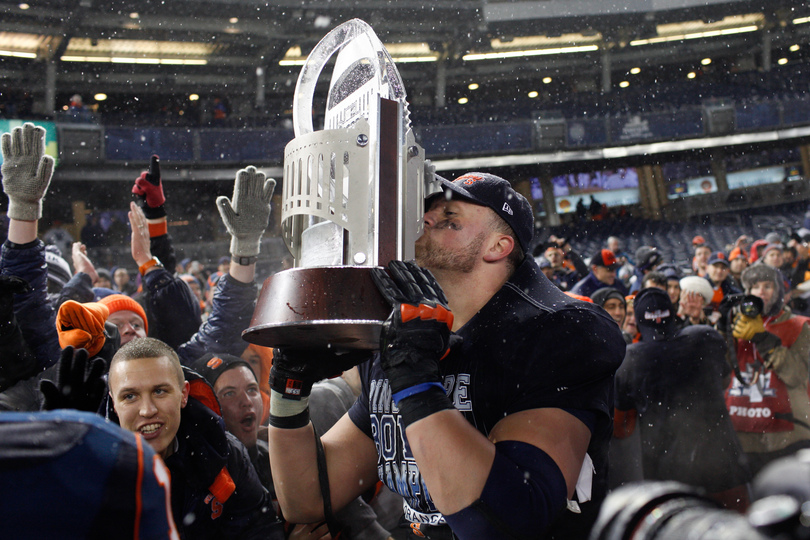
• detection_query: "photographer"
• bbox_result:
[726,264,810,476]
[614,288,750,511]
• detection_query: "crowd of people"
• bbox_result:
[2,120,810,539]
[534,223,810,513]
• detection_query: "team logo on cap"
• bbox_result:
[207,356,223,369]
[502,202,513,215]
[644,309,670,323]
[457,174,483,185]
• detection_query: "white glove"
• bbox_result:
[216,166,276,259]
[1,123,55,221]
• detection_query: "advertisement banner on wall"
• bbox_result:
[609,109,703,143]
[551,167,640,213]
[0,120,58,168]
[667,176,718,199]
[726,165,792,190]
[555,189,640,214]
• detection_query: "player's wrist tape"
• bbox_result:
[396,385,454,427]
[269,389,310,429]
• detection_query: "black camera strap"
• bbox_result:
[774,412,810,431]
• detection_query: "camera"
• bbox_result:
[739,295,764,319]
[717,293,765,330]
[590,450,810,540]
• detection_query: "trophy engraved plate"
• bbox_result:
[243,19,428,351]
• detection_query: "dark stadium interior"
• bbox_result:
[3,0,810,280]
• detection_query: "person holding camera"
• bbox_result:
[614,288,750,511]
[726,264,810,476]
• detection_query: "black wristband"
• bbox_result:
[141,205,166,220]
[268,409,310,429]
[4,239,39,250]
[233,255,258,266]
[396,386,454,428]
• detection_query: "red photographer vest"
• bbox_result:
[726,313,810,433]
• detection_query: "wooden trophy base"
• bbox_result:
[242,266,391,351]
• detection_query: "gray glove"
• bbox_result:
[1,123,55,221]
[216,166,276,259]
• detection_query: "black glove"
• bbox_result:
[751,331,783,358]
[268,347,368,429]
[269,347,367,400]
[371,261,459,425]
[132,155,166,219]
[40,346,107,412]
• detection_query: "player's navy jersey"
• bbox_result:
[349,258,626,528]
[0,409,178,539]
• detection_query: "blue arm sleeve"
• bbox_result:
[177,274,256,365]
[143,267,201,351]
[443,440,568,540]
[1,240,60,369]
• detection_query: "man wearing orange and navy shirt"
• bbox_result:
[704,251,742,322]
[570,249,629,298]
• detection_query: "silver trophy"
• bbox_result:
[243,19,438,351]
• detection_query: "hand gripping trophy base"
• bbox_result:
[243,266,390,352]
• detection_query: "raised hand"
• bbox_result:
[1,122,54,221]
[216,166,276,262]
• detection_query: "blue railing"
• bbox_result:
[48,94,810,165]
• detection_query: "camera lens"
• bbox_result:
[740,295,764,319]
[590,482,769,540]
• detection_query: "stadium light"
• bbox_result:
[631,25,758,46]
[463,44,598,61]
[280,42,439,65]
[0,50,36,58]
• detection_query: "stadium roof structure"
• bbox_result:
[1,0,809,106]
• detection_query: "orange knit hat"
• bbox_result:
[98,294,148,334]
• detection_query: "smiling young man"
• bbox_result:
[108,338,283,540]
[267,172,625,539]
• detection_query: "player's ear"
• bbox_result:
[483,234,514,263]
